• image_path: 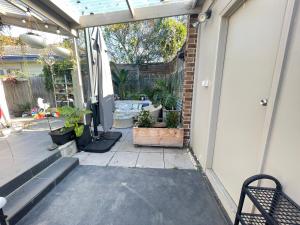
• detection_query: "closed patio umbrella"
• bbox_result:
[81,27,122,153]
[90,27,114,132]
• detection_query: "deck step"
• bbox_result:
[0,151,62,197]
[3,157,79,225]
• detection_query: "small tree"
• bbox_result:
[103,17,187,64]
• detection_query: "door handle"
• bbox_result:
[260,98,268,106]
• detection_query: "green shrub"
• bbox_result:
[137,110,153,128]
[58,106,92,137]
[164,95,177,110]
[166,111,179,128]
[17,102,31,112]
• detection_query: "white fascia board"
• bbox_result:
[79,1,201,28]
[40,0,80,24]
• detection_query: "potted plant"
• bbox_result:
[133,110,183,147]
[162,94,179,121]
[49,106,91,146]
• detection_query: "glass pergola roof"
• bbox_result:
[68,0,128,15]
[67,0,195,15]
[0,0,202,36]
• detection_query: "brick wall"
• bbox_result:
[182,14,198,146]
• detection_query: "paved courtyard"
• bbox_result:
[74,128,196,170]
[16,166,230,225]
[0,119,63,187]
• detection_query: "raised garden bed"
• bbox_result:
[133,127,183,147]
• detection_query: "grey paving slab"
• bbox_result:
[72,151,90,163]
[16,166,230,225]
[80,152,115,166]
[164,148,188,154]
[139,146,164,153]
[164,153,195,169]
[136,152,164,168]
[109,152,139,167]
[117,142,141,152]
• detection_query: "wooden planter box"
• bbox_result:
[133,127,184,147]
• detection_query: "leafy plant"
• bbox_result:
[137,110,153,128]
[166,111,180,128]
[12,102,31,117]
[164,95,177,110]
[150,79,178,109]
[111,63,128,99]
[41,59,74,92]
[58,106,92,137]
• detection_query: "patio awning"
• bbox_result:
[0,0,203,36]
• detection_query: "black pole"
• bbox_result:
[0,209,7,225]
[91,103,98,137]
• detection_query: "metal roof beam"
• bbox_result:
[20,0,78,36]
[5,0,43,21]
[126,0,134,18]
[0,14,72,35]
[79,1,202,28]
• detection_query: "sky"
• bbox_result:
[2,26,66,44]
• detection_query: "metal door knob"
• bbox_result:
[260,98,268,106]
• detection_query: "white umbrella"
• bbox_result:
[90,27,114,132]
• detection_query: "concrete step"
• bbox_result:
[3,157,79,225]
[0,151,62,197]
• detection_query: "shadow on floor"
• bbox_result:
[17,166,230,225]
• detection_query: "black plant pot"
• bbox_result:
[49,127,75,145]
[75,125,92,150]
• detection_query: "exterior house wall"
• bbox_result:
[0,61,43,77]
[191,0,300,221]
[262,1,300,203]
[190,0,222,165]
[0,80,10,123]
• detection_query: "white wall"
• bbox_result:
[0,62,43,77]
[262,1,300,202]
[191,0,300,220]
[191,0,228,167]
[0,80,10,123]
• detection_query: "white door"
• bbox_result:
[212,0,287,203]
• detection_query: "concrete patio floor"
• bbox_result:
[16,166,230,225]
[74,128,196,170]
[0,119,63,187]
